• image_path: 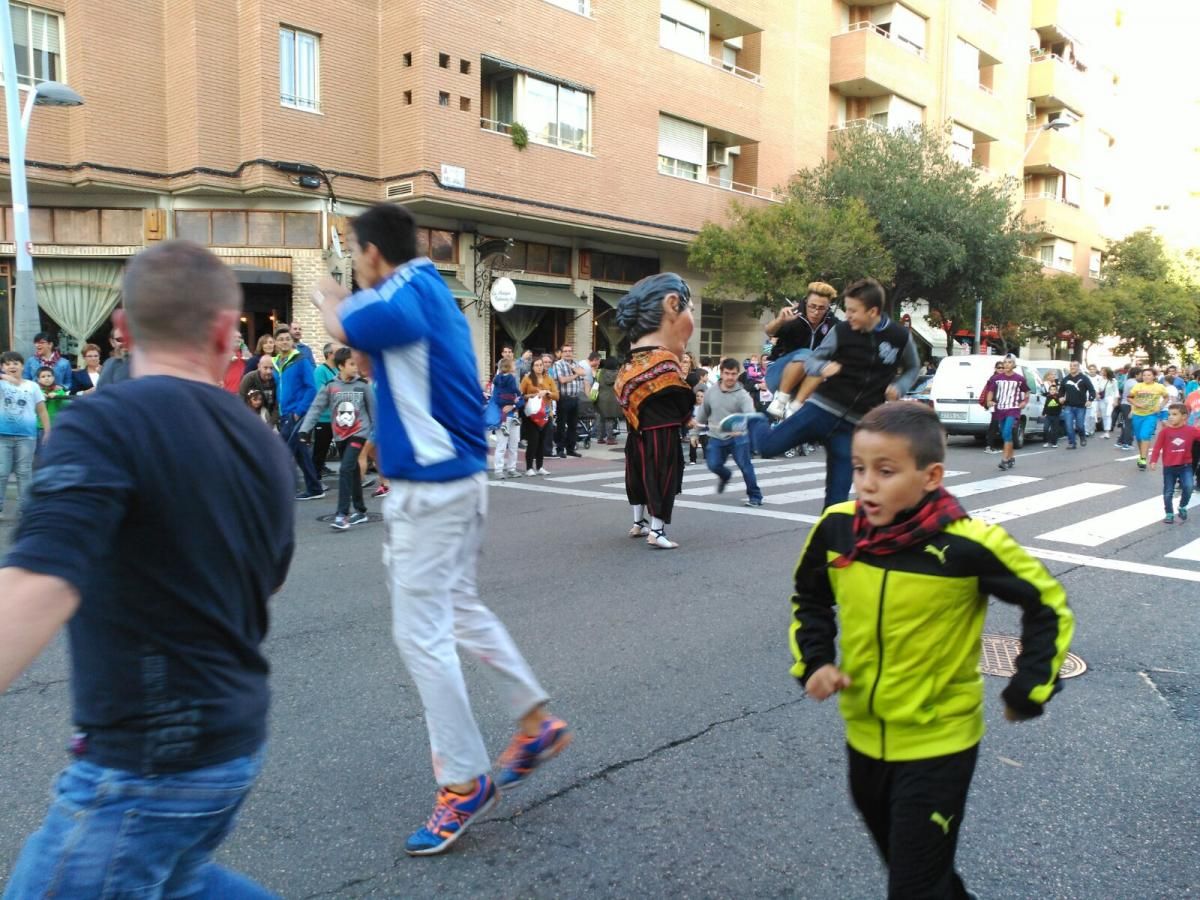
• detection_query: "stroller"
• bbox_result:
[575,395,596,449]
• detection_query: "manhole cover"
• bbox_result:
[980,633,1086,680]
[315,513,384,525]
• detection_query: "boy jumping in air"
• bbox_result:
[790,402,1074,898]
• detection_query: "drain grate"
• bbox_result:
[980,633,1086,679]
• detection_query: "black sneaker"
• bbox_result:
[566,451,582,458]
[717,474,730,494]
[296,490,327,501]
[347,511,369,526]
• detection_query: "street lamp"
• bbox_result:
[0,2,85,354]
[973,118,1074,351]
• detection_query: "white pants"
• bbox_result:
[382,473,548,786]
[492,417,520,472]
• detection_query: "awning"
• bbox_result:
[440,272,476,302]
[513,281,586,311]
[594,288,625,309]
[230,265,291,286]
[481,55,594,95]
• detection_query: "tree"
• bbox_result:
[1100,229,1200,364]
[791,124,1036,338]
[687,196,894,315]
[1015,270,1113,360]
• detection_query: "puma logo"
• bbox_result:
[930,811,955,835]
[923,544,949,566]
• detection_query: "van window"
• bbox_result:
[1023,368,1039,392]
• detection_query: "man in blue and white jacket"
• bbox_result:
[313,203,569,857]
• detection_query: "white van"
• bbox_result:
[929,355,1046,446]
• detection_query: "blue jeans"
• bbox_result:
[1163,465,1194,515]
[280,413,323,493]
[764,348,812,394]
[747,402,853,508]
[0,434,36,514]
[1063,406,1087,446]
[706,435,762,502]
[5,750,275,899]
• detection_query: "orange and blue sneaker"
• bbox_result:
[495,716,572,789]
[404,774,498,856]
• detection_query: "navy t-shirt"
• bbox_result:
[5,376,295,774]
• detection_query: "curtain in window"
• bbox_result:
[34,259,124,348]
[296,32,317,107]
[279,31,295,100]
[497,306,545,355]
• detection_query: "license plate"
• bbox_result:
[938,411,968,421]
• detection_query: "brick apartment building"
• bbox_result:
[0,0,1122,369]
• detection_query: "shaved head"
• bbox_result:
[121,241,241,348]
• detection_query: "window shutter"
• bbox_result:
[658,114,705,165]
[891,4,926,51]
[661,0,708,33]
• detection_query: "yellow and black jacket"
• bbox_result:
[790,500,1074,762]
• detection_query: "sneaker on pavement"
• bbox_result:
[504,469,521,478]
[766,392,790,420]
[296,489,326,501]
[1181,507,1190,522]
[566,451,582,458]
[330,514,350,531]
[1137,458,1147,471]
[347,511,369,526]
[1163,514,1175,524]
[744,497,764,507]
[404,775,499,856]
[537,467,551,476]
[1080,437,1088,447]
[716,473,730,494]
[361,476,377,488]
[372,484,390,497]
[495,716,571,789]
[983,446,999,454]
[526,468,536,477]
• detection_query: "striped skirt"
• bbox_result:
[624,424,685,524]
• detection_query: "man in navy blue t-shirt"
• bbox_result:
[0,241,294,897]
[314,203,569,857]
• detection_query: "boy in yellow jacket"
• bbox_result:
[791,402,1074,899]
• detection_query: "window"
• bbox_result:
[403,52,412,66]
[415,228,458,264]
[660,0,709,62]
[171,210,321,248]
[699,304,723,358]
[1061,173,1081,207]
[950,123,974,165]
[459,96,470,111]
[438,53,450,68]
[484,70,592,153]
[867,95,922,132]
[953,38,980,86]
[438,91,450,107]
[545,0,590,14]
[459,59,470,75]
[6,2,62,87]
[1089,249,1102,278]
[582,250,659,284]
[658,114,705,181]
[279,27,319,111]
[870,3,925,55]
[1038,239,1074,271]
[490,239,569,276]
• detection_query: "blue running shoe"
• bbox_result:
[496,716,572,789]
[404,775,498,856]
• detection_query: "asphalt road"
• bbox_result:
[2,433,1197,898]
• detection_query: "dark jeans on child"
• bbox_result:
[1043,414,1062,444]
[336,437,367,516]
[1163,464,1194,515]
[848,743,978,900]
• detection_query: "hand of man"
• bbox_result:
[805,664,851,701]
[312,275,351,310]
[885,385,900,402]
[778,305,798,322]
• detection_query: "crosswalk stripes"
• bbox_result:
[1037,496,1167,544]
[969,482,1124,524]
[1165,535,1200,562]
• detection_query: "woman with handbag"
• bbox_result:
[520,356,559,475]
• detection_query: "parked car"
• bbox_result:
[1033,364,1066,388]
[929,355,1046,447]
[903,373,934,406]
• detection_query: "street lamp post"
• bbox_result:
[0,3,84,353]
[973,118,1073,352]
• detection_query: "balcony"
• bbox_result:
[1023,193,1090,241]
[829,23,933,108]
[480,117,592,156]
[847,0,936,18]
[1029,53,1088,115]
[1031,0,1085,45]
[949,82,1006,143]
[956,3,1003,68]
[1023,127,1081,175]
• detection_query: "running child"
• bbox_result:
[790,402,1073,898]
[1128,367,1169,470]
[299,347,377,531]
[1148,402,1200,524]
[982,355,1028,470]
[1041,381,1063,447]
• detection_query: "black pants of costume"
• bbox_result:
[523,419,549,470]
[554,395,580,454]
[624,425,684,524]
[336,438,366,516]
[313,422,334,471]
[847,743,978,900]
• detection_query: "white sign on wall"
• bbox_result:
[440,164,466,188]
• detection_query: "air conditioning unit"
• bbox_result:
[1026,100,1037,119]
[707,142,729,166]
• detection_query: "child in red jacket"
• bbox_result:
[1148,402,1200,523]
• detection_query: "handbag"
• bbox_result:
[589,380,600,403]
[525,394,548,427]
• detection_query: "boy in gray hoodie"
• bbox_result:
[300,348,378,530]
[698,358,764,506]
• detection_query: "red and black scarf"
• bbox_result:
[831,487,968,568]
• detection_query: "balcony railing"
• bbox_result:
[843,20,927,59]
[709,56,763,85]
[829,117,886,132]
[657,160,778,203]
[479,117,592,154]
[1024,191,1081,209]
[1030,50,1085,75]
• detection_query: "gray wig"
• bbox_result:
[615,273,691,344]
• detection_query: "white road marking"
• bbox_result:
[1165,534,1200,562]
[1036,496,1167,544]
[970,482,1124,524]
[601,459,826,489]
[1023,547,1200,583]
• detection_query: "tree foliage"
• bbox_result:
[687,196,893,314]
[790,125,1036,323]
